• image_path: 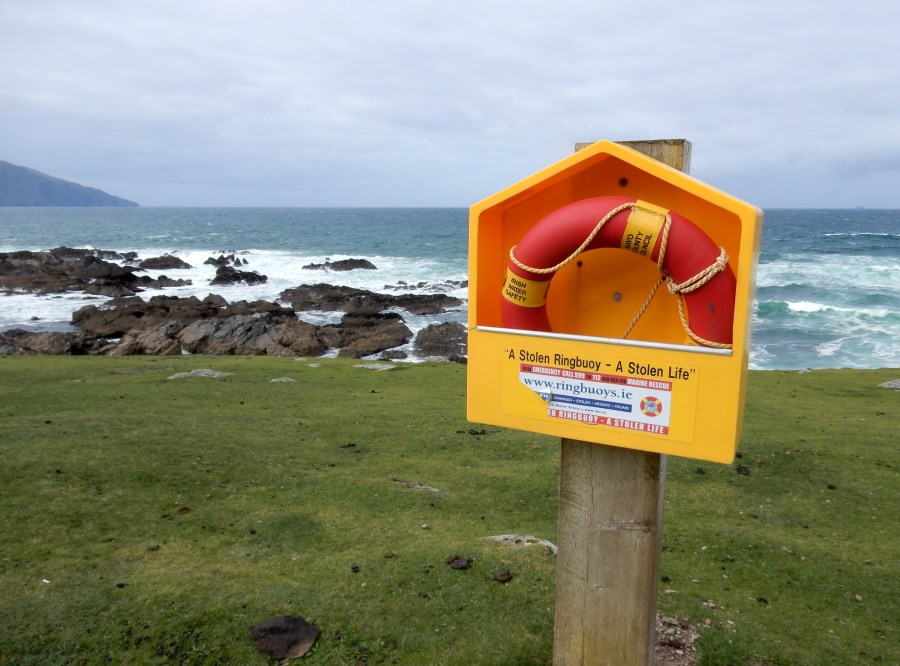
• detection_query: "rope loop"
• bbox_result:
[673,295,733,349]
[660,247,732,348]
[665,247,730,295]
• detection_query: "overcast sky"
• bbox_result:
[2,1,899,208]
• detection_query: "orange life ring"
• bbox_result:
[501,196,736,347]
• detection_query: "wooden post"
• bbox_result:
[575,139,691,172]
[552,139,691,666]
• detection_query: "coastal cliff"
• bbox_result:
[0,160,139,207]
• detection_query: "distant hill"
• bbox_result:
[0,161,139,207]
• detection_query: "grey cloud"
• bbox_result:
[1,0,899,206]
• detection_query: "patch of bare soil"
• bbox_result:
[654,613,699,665]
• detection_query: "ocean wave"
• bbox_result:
[757,253,898,290]
[814,336,849,358]
[754,300,790,316]
[756,299,894,319]
[752,295,900,369]
[124,248,469,295]
[822,231,900,239]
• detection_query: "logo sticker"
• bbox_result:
[640,396,663,417]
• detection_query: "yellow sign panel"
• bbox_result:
[467,141,762,463]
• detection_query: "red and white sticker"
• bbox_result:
[520,363,673,436]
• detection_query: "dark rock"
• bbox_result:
[222,299,291,317]
[302,258,377,271]
[172,313,324,357]
[204,253,248,267]
[23,332,79,355]
[148,275,190,288]
[280,283,461,316]
[113,320,186,356]
[384,278,468,292]
[250,615,319,660]
[282,284,386,315]
[72,295,183,338]
[202,293,228,308]
[48,247,138,263]
[392,293,464,315]
[0,329,85,356]
[210,265,267,286]
[493,569,513,584]
[446,555,472,570]
[735,464,750,476]
[379,349,408,360]
[660,635,685,649]
[318,313,412,358]
[14,270,469,359]
[72,294,325,357]
[138,255,192,270]
[81,282,138,298]
[414,322,467,358]
[0,248,187,295]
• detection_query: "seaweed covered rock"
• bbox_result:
[0,248,188,295]
[280,283,461,316]
[210,265,267,286]
[414,322,467,358]
[318,312,413,358]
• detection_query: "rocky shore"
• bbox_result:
[0,248,467,361]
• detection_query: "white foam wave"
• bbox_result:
[134,248,467,295]
[784,301,891,318]
[757,253,899,290]
[0,292,96,331]
[814,336,849,357]
[822,232,900,238]
[747,342,772,370]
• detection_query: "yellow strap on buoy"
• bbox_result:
[620,200,668,258]
[502,268,550,307]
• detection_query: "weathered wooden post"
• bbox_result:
[552,140,688,666]
[466,139,761,666]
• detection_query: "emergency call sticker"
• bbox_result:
[519,363,673,436]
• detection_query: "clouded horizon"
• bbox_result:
[2,1,899,208]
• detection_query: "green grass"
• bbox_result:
[0,357,897,665]
[662,369,899,665]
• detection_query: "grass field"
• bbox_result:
[0,356,897,665]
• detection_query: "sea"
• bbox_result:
[0,207,898,370]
